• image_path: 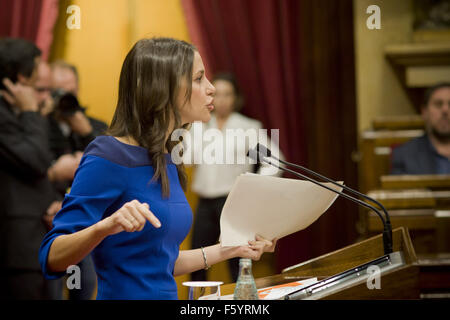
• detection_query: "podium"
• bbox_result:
[221,227,420,299]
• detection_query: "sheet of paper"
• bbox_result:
[257,277,318,300]
[220,173,343,246]
[200,277,318,300]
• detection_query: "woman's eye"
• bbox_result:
[196,75,203,82]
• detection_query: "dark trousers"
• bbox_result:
[68,254,97,300]
[38,254,97,300]
[0,270,59,300]
[191,196,240,282]
[0,256,96,300]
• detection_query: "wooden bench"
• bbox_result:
[362,187,450,299]
[372,114,424,131]
[380,174,450,190]
[359,129,424,192]
[417,253,450,299]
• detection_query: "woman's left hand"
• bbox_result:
[237,235,278,261]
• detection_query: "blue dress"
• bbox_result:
[39,136,193,299]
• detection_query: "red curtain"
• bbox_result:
[296,0,359,272]
[0,0,59,60]
[183,0,359,273]
[182,0,310,271]
[182,0,305,163]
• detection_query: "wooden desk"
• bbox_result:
[367,188,450,210]
[365,187,450,254]
[372,115,424,131]
[367,209,450,253]
[418,253,450,299]
[368,208,438,232]
[220,228,419,299]
[381,174,450,190]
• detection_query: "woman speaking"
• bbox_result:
[39,38,276,300]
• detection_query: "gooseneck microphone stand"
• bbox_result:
[247,145,404,300]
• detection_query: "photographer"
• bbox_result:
[40,60,107,300]
[48,61,107,162]
[34,61,82,229]
[0,38,60,299]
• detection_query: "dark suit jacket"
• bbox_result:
[47,112,108,160]
[391,134,440,175]
[0,98,59,271]
[47,112,108,196]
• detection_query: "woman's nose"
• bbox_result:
[206,79,216,96]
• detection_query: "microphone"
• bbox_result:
[247,143,393,255]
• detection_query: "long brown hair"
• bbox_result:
[108,38,195,197]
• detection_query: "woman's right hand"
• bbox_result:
[98,200,161,236]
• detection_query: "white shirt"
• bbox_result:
[187,112,283,198]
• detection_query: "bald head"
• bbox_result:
[51,62,79,96]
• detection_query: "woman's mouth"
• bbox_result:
[206,103,214,111]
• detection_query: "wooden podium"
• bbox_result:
[221,227,420,299]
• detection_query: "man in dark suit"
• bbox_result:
[0,38,61,299]
[391,83,450,175]
[45,60,107,300]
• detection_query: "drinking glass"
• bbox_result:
[182,281,224,300]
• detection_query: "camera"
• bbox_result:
[51,89,85,117]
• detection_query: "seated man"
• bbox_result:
[391,83,450,175]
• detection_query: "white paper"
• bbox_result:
[257,277,318,300]
[220,173,343,246]
[201,277,318,300]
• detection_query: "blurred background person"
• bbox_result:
[0,37,60,299]
[189,72,283,282]
[34,60,82,299]
[38,60,108,300]
[34,61,54,117]
[391,83,450,175]
[34,60,82,229]
[49,60,108,162]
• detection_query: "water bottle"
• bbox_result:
[233,258,259,300]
